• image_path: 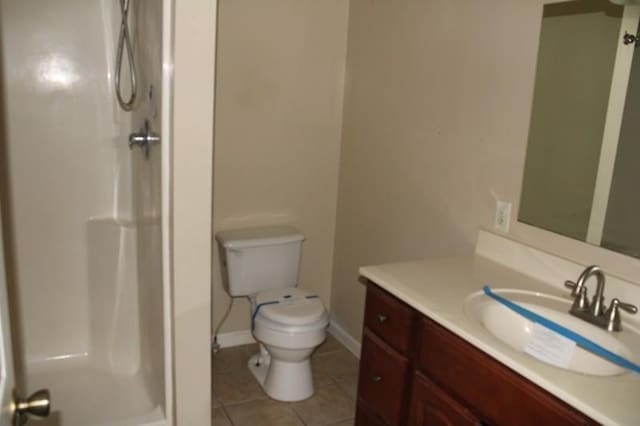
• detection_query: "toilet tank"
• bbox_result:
[215,226,305,297]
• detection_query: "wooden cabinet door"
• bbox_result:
[417,317,597,426]
[408,372,480,426]
[358,329,411,425]
[355,403,386,426]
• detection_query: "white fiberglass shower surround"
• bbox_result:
[0,0,173,425]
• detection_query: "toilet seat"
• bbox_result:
[252,287,328,349]
[254,287,328,328]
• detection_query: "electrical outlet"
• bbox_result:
[494,201,512,233]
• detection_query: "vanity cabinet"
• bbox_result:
[408,371,480,426]
[356,281,598,426]
[356,283,416,425]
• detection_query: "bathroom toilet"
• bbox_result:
[215,225,329,401]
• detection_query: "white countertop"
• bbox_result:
[359,233,640,426]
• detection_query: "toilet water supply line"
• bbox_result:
[483,286,640,374]
[212,298,234,353]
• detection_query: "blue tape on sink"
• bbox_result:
[483,285,640,374]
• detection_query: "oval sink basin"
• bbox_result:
[464,289,639,376]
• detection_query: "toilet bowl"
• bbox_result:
[249,287,329,401]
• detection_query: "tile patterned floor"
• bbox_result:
[213,335,359,425]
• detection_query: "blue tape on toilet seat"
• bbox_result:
[252,293,321,330]
[252,300,279,330]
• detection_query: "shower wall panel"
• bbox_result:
[131,0,166,409]
[0,0,133,365]
[1,0,167,422]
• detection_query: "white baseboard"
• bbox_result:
[213,318,362,360]
[214,329,256,349]
[328,318,361,359]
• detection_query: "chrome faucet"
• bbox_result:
[565,265,637,332]
[568,265,606,316]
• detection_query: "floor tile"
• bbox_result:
[328,419,355,426]
[213,345,252,375]
[225,399,304,426]
[336,379,358,401]
[213,368,266,406]
[244,342,259,355]
[213,407,231,426]
[213,393,220,408]
[312,357,336,388]
[314,334,343,356]
[314,349,360,383]
[291,384,356,426]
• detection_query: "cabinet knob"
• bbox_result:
[371,375,382,383]
[377,314,388,323]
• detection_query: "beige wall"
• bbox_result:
[171,0,216,424]
[213,0,349,334]
[330,0,544,340]
[211,0,640,354]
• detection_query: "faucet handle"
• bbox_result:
[565,280,580,296]
[604,298,638,332]
[612,299,638,314]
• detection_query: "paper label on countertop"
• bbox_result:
[524,322,576,369]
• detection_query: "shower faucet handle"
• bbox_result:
[129,119,160,159]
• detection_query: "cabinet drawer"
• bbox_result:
[364,282,416,354]
[408,372,480,426]
[358,329,411,426]
[417,317,597,426]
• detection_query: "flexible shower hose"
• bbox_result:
[115,0,137,111]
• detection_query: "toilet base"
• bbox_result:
[248,352,314,402]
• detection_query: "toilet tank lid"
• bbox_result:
[216,225,304,249]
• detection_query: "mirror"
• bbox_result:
[519,0,640,259]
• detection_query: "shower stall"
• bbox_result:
[0,0,173,425]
